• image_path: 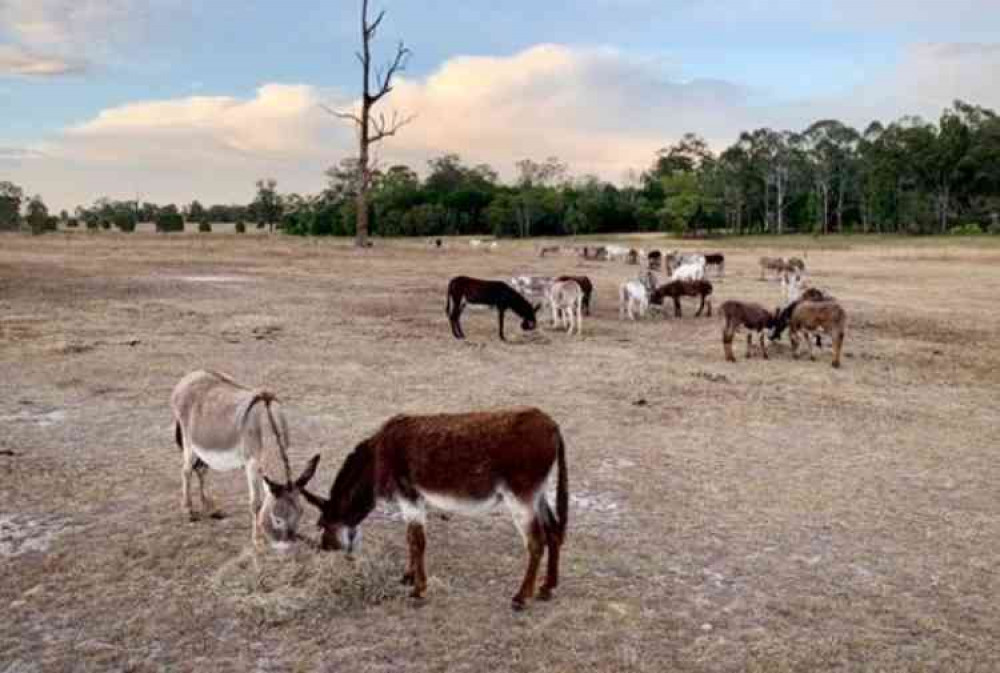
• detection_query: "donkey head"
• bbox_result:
[521,303,542,332]
[301,442,376,553]
[258,454,320,550]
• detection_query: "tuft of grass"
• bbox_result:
[209,539,407,624]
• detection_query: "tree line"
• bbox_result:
[3,100,998,238]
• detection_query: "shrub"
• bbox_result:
[66,218,79,228]
[235,222,246,234]
[949,223,983,236]
[114,212,137,232]
[198,221,212,233]
[85,218,100,230]
[100,219,112,230]
[155,212,185,233]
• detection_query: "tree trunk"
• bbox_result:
[776,176,785,235]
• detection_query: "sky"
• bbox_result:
[2,0,1000,210]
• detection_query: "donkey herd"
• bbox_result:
[170,243,847,611]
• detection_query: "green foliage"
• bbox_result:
[114,211,137,232]
[198,221,212,233]
[948,223,983,235]
[235,221,246,234]
[0,181,24,231]
[26,194,51,234]
[66,218,79,228]
[155,207,185,233]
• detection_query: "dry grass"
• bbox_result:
[1,232,999,672]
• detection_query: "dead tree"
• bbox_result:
[327,0,413,247]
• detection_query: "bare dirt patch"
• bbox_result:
[1,233,999,672]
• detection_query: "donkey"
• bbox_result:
[302,408,569,610]
[789,300,847,368]
[649,279,713,318]
[704,253,725,278]
[770,287,832,344]
[555,275,593,316]
[446,276,540,341]
[720,301,777,362]
[170,370,320,549]
[547,279,584,335]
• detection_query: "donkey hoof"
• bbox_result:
[537,587,554,602]
[832,361,841,369]
[401,572,415,586]
[408,588,425,601]
[511,597,527,611]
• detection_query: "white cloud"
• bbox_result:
[7,41,1000,209]
[0,0,178,76]
[0,44,83,76]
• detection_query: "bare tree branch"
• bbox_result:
[368,41,410,104]
[369,109,416,144]
[320,104,363,127]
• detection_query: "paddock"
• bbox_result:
[2,233,999,672]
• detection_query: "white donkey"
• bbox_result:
[670,258,706,282]
[171,370,319,549]
[548,279,584,335]
[619,270,657,320]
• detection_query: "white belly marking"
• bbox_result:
[192,444,245,471]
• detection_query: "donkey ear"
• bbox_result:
[300,487,328,510]
[262,474,284,496]
[295,454,320,489]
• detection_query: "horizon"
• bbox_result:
[2,1,1000,210]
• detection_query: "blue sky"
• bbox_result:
[2,0,999,208]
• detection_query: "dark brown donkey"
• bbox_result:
[720,300,777,362]
[302,408,569,610]
[649,279,713,318]
[446,276,541,340]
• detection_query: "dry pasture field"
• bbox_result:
[2,233,999,672]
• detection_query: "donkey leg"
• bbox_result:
[806,330,816,361]
[194,461,222,519]
[790,328,801,359]
[760,332,769,360]
[537,500,560,601]
[245,459,262,545]
[181,443,198,521]
[746,332,754,359]
[505,493,544,609]
[406,522,428,599]
[832,329,844,368]
[723,324,737,363]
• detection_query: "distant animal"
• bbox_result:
[720,301,777,362]
[537,244,561,258]
[787,257,806,272]
[170,370,320,549]
[704,253,725,277]
[759,256,788,280]
[670,259,706,282]
[650,279,714,318]
[770,288,833,344]
[555,275,594,316]
[510,276,554,305]
[547,279,584,335]
[447,277,540,341]
[625,249,639,265]
[646,250,663,270]
[789,300,847,368]
[619,276,652,320]
[301,408,569,610]
[605,245,631,262]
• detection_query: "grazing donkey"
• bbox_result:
[619,271,656,320]
[302,408,569,610]
[770,287,832,344]
[704,253,725,277]
[649,279,714,318]
[720,301,777,362]
[547,279,584,335]
[446,276,540,341]
[555,275,593,316]
[789,300,847,368]
[171,370,320,549]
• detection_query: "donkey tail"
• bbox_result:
[247,391,293,485]
[555,429,569,544]
[174,421,183,450]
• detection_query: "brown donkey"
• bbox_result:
[789,300,847,368]
[446,276,541,341]
[302,408,569,610]
[720,300,777,362]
